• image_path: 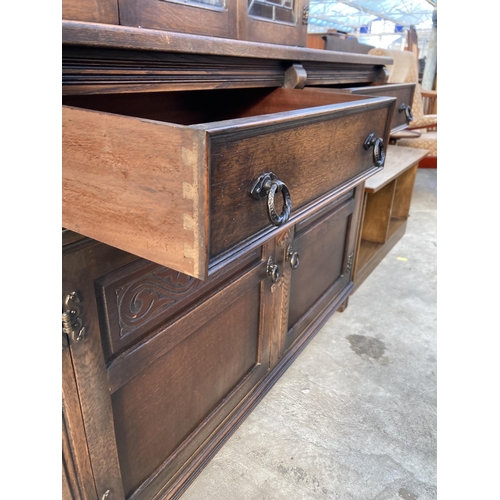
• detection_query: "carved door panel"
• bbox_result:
[284,187,364,353]
[63,237,275,500]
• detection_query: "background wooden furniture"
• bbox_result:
[323,32,374,54]
[368,48,437,168]
[352,145,428,292]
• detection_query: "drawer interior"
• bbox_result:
[62,87,373,125]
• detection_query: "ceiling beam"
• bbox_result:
[336,0,429,26]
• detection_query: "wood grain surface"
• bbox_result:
[62,105,208,279]
[364,145,428,193]
[62,21,393,65]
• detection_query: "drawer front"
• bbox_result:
[350,83,415,132]
[209,101,393,259]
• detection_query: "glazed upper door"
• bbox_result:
[62,0,306,44]
[62,237,275,500]
[118,0,238,39]
[237,0,309,45]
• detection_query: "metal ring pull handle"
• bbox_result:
[250,172,292,226]
[286,244,300,270]
[266,257,280,283]
[363,133,386,168]
[398,103,414,122]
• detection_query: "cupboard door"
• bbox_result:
[238,0,308,45]
[285,187,364,351]
[63,238,274,500]
[118,0,238,39]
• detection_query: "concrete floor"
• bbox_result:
[182,168,437,500]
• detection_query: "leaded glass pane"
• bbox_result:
[248,0,296,24]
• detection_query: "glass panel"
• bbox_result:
[248,0,296,24]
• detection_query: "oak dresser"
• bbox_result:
[62,9,413,499]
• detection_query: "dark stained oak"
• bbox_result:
[61,21,396,499]
[62,21,393,66]
[118,0,238,39]
[287,186,364,348]
[349,83,416,133]
[62,347,97,500]
[62,46,286,96]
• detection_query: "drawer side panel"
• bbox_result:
[62,107,208,278]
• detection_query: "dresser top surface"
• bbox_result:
[63,21,393,66]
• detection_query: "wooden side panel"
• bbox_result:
[62,464,74,500]
[62,346,97,500]
[64,246,131,500]
[392,164,418,219]
[306,34,326,50]
[62,107,208,279]
[62,0,118,24]
[361,180,396,244]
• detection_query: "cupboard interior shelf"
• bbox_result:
[352,145,429,292]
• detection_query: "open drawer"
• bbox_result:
[63,87,395,279]
[349,83,416,133]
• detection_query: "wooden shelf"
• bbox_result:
[352,145,426,292]
[357,239,383,271]
[387,217,406,240]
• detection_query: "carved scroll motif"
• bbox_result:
[115,266,201,338]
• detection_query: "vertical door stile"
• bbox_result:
[64,252,126,500]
